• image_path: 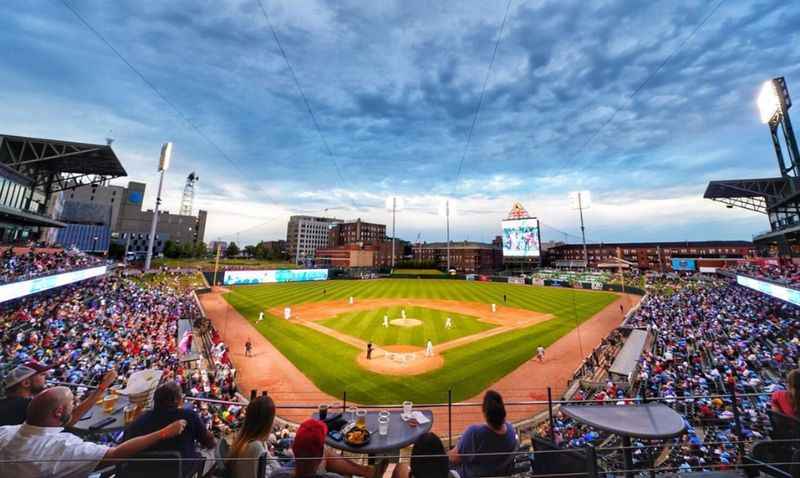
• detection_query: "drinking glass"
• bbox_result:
[102,393,118,413]
[402,401,413,418]
[378,415,390,436]
[347,405,357,422]
[319,404,328,420]
[355,409,367,428]
[123,404,138,425]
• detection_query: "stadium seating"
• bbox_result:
[1,262,798,476]
[0,246,103,284]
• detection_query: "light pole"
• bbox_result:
[392,197,396,269]
[446,199,451,271]
[385,196,404,269]
[144,142,172,271]
[569,191,591,270]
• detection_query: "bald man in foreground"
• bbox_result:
[0,386,187,478]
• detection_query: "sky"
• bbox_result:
[2,0,800,246]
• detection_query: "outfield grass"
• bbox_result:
[224,279,617,404]
[319,305,495,347]
[390,269,444,276]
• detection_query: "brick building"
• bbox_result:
[328,219,385,247]
[547,240,754,270]
[412,241,503,273]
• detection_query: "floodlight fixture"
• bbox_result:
[158,142,173,171]
[758,80,780,124]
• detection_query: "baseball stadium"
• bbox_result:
[2,2,800,478]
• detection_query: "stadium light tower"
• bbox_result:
[568,191,591,269]
[385,196,404,269]
[144,142,172,271]
[438,200,455,271]
[758,77,800,185]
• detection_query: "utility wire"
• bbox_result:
[255,0,354,200]
[57,0,251,178]
[453,0,515,185]
[565,0,726,170]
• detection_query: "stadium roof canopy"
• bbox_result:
[0,134,127,194]
[703,177,799,214]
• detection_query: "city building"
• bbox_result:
[412,241,503,273]
[315,239,397,269]
[0,135,126,243]
[57,180,207,255]
[286,215,342,264]
[328,219,385,247]
[208,240,228,254]
[546,240,754,270]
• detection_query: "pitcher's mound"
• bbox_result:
[358,345,443,375]
[389,318,423,327]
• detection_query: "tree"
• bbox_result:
[194,242,208,258]
[244,245,257,258]
[179,242,194,258]
[163,240,179,258]
[226,241,240,258]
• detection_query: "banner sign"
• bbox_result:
[0,266,108,304]
[223,269,328,285]
[532,278,545,286]
[507,277,525,285]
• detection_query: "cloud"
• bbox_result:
[0,0,796,244]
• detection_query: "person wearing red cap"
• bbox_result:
[0,361,117,427]
[269,419,338,478]
[269,419,384,478]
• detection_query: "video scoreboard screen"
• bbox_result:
[501,218,541,258]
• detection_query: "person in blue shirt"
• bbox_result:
[124,381,216,477]
[448,390,518,478]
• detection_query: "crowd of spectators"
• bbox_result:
[536,274,800,473]
[0,270,251,438]
[0,247,103,285]
[727,261,800,286]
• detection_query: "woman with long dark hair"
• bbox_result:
[392,432,454,478]
[771,369,800,418]
[230,395,278,478]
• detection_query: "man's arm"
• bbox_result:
[69,370,117,426]
[96,419,187,468]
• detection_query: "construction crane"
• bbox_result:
[179,172,199,216]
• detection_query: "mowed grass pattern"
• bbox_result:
[319,306,495,347]
[225,279,617,404]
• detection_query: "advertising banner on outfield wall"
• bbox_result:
[507,277,525,285]
[223,269,329,285]
[0,266,108,304]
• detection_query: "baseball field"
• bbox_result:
[222,279,619,405]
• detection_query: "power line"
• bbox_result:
[57,0,250,179]
[453,0,514,185]
[255,0,353,197]
[565,0,726,170]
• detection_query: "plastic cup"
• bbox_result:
[347,406,357,422]
[319,404,328,420]
[378,415,390,436]
[355,409,367,428]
